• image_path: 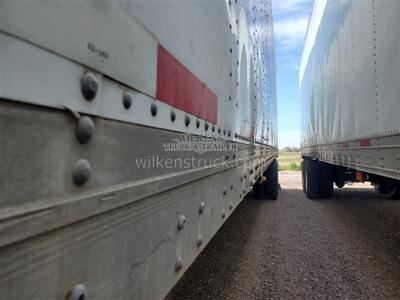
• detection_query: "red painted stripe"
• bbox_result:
[156,45,218,124]
[359,139,371,147]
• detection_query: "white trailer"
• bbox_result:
[300,0,400,199]
[0,1,277,299]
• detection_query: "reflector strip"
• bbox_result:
[156,45,218,124]
[359,139,371,147]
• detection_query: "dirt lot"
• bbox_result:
[166,171,400,300]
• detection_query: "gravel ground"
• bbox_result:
[165,171,400,300]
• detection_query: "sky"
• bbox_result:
[271,0,314,149]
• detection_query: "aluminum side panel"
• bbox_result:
[301,0,397,145]
[0,0,277,148]
[375,0,400,134]
[301,0,400,180]
[0,1,278,298]
[0,101,278,299]
[350,0,378,138]
[339,2,357,141]
[0,0,158,97]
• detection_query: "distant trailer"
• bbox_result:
[300,0,400,199]
[0,1,278,299]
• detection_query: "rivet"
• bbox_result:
[177,215,186,230]
[240,177,243,182]
[68,284,86,300]
[223,129,227,135]
[76,116,95,144]
[175,256,183,272]
[185,115,191,126]
[212,125,215,132]
[229,203,233,210]
[170,111,176,122]
[150,103,158,116]
[72,159,91,186]
[199,202,205,214]
[222,211,226,219]
[196,119,200,128]
[223,187,228,195]
[230,183,234,190]
[197,235,204,247]
[122,93,132,109]
[218,128,221,134]
[81,72,98,101]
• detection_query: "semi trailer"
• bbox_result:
[300,0,400,199]
[0,0,277,299]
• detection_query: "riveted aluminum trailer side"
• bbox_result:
[300,0,400,199]
[0,1,277,299]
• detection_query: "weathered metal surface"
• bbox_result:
[300,0,400,180]
[0,0,277,299]
[0,0,276,147]
[0,101,277,299]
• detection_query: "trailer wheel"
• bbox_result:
[334,167,345,188]
[301,161,306,193]
[265,159,278,200]
[252,180,265,199]
[304,158,319,199]
[390,183,400,200]
[374,183,387,194]
[319,162,334,199]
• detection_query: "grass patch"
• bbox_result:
[278,151,301,171]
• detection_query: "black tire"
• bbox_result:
[252,180,265,199]
[374,183,387,194]
[334,167,345,188]
[301,161,306,193]
[319,162,334,199]
[265,159,278,200]
[390,183,400,200]
[304,158,319,199]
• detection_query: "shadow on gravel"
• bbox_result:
[167,184,400,300]
[165,193,272,300]
[315,187,400,278]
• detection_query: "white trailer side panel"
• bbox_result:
[300,0,400,180]
[0,0,277,299]
[375,0,400,133]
